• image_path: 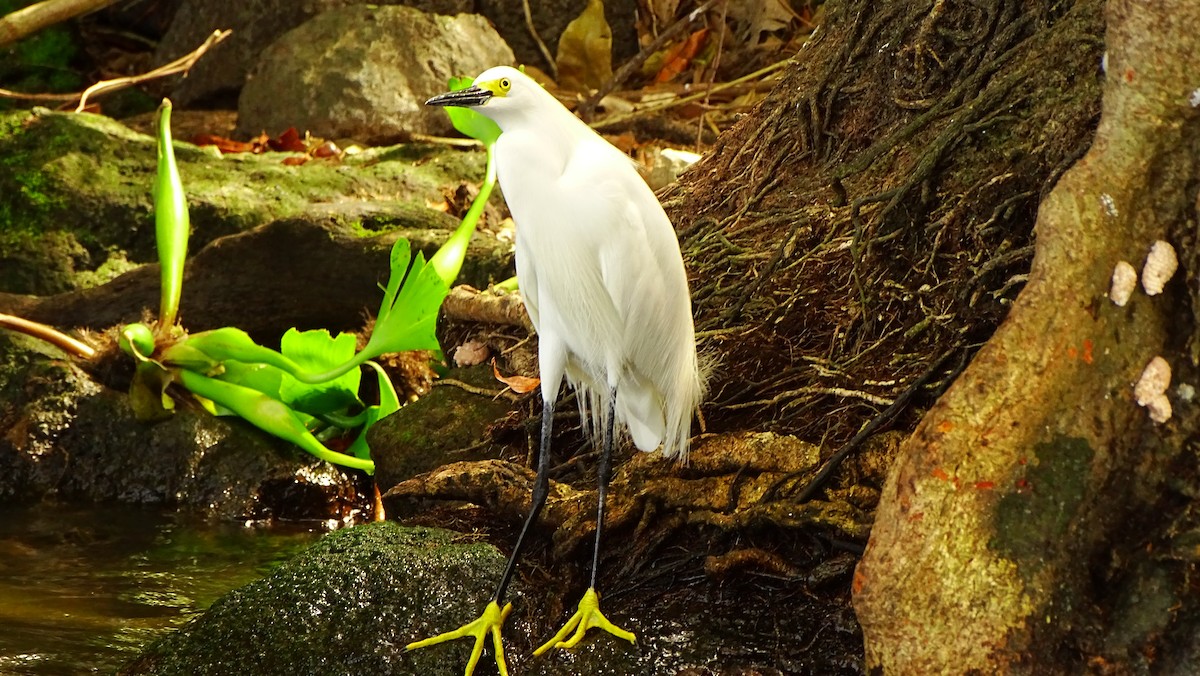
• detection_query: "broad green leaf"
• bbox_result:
[165,327,305,377]
[360,239,447,363]
[278,328,361,414]
[345,360,402,460]
[154,99,189,328]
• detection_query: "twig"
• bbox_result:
[590,58,790,130]
[0,0,118,49]
[75,29,231,111]
[522,0,557,79]
[433,378,520,402]
[576,0,721,121]
[0,313,96,359]
[0,29,231,110]
[695,0,728,148]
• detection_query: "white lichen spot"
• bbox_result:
[1134,356,1172,424]
[1176,382,1195,403]
[1190,88,1200,108]
[1109,260,1137,306]
[1100,193,1118,218]
[1141,240,1178,295]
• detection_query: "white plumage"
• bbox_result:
[480,65,704,459]
[412,64,704,676]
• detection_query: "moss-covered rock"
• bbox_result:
[120,523,514,676]
[0,108,493,295]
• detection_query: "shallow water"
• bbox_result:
[0,504,324,675]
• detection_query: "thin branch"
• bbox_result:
[0,29,231,110]
[522,0,557,78]
[0,313,96,359]
[75,29,231,111]
[0,0,118,49]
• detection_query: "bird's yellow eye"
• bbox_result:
[499,78,511,92]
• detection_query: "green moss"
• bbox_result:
[991,435,1094,575]
[0,109,499,295]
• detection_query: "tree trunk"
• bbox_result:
[665,0,1103,446]
[665,0,1200,670]
[853,0,1200,671]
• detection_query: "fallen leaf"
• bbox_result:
[556,0,613,92]
[493,358,539,393]
[269,127,307,153]
[655,28,709,83]
[190,133,256,153]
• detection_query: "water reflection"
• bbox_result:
[0,504,324,674]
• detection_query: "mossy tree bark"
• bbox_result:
[854,1,1200,672]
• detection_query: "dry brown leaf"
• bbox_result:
[556,0,613,92]
[492,358,539,394]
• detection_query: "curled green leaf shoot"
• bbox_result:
[177,369,375,474]
[155,99,189,329]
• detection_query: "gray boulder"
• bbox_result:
[236,5,514,143]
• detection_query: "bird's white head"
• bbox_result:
[426,66,547,128]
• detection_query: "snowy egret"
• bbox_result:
[411,66,704,675]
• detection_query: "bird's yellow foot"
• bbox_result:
[533,588,635,656]
[406,600,513,676]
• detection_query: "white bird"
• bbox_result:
[412,65,704,676]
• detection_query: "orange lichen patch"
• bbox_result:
[1082,339,1094,364]
[936,420,954,433]
[932,467,950,481]
[974,481,995,490]
[852,568,867,594]
[1067,345,1079,360]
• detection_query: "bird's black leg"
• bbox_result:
[494,386,556,602]
[590,388,618,589]
[533,387,635,654]
[405,387,560,675]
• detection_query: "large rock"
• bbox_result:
[153,0,639,108]
[236,6,514,143]
[120,523,516,676]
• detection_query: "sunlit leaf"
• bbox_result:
[178,369,375,474]
[362,239,447,360]
[154,99,189,328]
[278,328,361,414]
[345,361,402,460]
[556,0,613,92]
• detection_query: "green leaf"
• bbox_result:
[164,327,305,377]
[360,239,448,363]
[177,369,375,474]
[154,99,189,327]
[345,361,402,460]
[428,144,497,285]
[278,328,362,414]
[444,76,502,146]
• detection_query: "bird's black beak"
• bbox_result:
[425,85,492,108]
